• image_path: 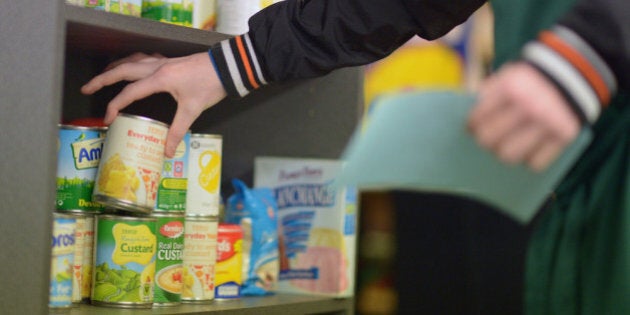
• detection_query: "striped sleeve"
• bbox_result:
[209,33,269,98]
[522,25,617,124]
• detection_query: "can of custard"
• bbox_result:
[93,114,168,214]
[153,213,185,306]
[49,213,77,309]
[181,216,218,303]
[214,223,243,299]
[56,124,107,213]
[91,214,157,308]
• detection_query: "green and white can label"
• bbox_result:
[155,132,189,212]
[153,214,185,306]
[142,0,193,26]
[91,215,157,308]
[93,114,168,214]
[49,213,76,308]
[56,125,107,213]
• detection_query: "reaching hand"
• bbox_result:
[81,52,227,158]
[468,62,581,172]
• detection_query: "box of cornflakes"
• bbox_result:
[253,157,358,297]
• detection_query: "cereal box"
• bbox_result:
[253,157,358,297]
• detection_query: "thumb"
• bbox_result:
[164,108,199,158]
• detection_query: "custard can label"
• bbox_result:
[93,114,168,214]
[153,214,185,305]
[185,134,222,216]
[91,215,156,308]
[49,213,76,308]
[56,125,107,213]
[156,133,189,212]
[181,216,218,302]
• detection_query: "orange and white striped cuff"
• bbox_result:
[522,25,617,124]
[209,33,269,98]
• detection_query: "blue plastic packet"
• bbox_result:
[225,178,279,295]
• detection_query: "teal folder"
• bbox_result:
[338,91,593,224]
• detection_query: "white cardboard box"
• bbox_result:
[254,157,358,297]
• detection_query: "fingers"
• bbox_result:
[81,54,167,95]
[104,76,165,124]
[103,52,164,71]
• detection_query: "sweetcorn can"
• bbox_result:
[181,216,218,302]
[49,213,77,308]
[81,215,96,301]
[185,134,222,216]
[93,114,168,214]
[153,213,185,306]
[155,132,190,212]
[56,124,107,213]
[91,215,157,308]
[214,223,243,299]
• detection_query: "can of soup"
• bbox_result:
[185,134,222,216]
[93,114,168,214]
[155,132,190,212]
[56,124,107,214]
[81,214,96,301]
[49,213,77,309]
[91,215,157,308]
[181,216,218,303]
[214,223,243,299]
[153,213,185,306]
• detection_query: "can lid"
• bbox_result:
[58,123,108,131]
[190,133,222,139]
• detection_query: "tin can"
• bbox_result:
[186,134,222,216]
[107,0,143,16]
[56,124,107,213]
[81,215,96,301]
[69,214,87,304]
[143,0,193,26]
[214,223,243,299]
[155,133,190,212]
[181,216,218,303]
[93,113,168,214]
[153,213,185,306]
[85,0,106,10]
[215,0,260,35]
[193,0,217,30]
[49,213,77,309]
[91,215,157,308]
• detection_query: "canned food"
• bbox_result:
[81,214,96,301]
[181,216,218,302]
[186,134,222,216]
[107,0,142,16]
[193,0,216,30]
[155,132,190,212]
[153,213,185,306]
[56,124,107,213]
[85,0,106,10]
[214,223,243,299]
[91,215,157,308]
[93,114,168,214]
[49,213,77,309]
[70,214,88,303]
[142,0,193,26]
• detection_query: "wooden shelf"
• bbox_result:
[50,294,353,315]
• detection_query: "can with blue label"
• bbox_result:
[49,213,77,309]
[56,124,107,213]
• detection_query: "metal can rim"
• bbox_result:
[190,133,222,139]
[117,113,170,128]
[58,124,108,131]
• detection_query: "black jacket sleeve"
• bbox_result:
[209,0,485,97]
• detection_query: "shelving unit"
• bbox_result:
[0,1,362,314]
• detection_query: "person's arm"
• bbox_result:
[520,0,630,124]
[210,0,487,98]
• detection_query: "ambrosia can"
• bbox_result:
[56,124,107,213]
[153,213,185,306]
[156,132,190,212]
[93,114,168,214]
[181,216,218,302]
[49,213,76,309]
[186,134,222,216]
[214,223,243,299]
[91,215,157,308]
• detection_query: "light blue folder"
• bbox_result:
[337,91,593,224]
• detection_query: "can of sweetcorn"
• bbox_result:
[93,114,168,214]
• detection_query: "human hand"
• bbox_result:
[467,62,581,172]
[81,52,227,158]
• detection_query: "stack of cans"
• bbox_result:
[51,113,225,309]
